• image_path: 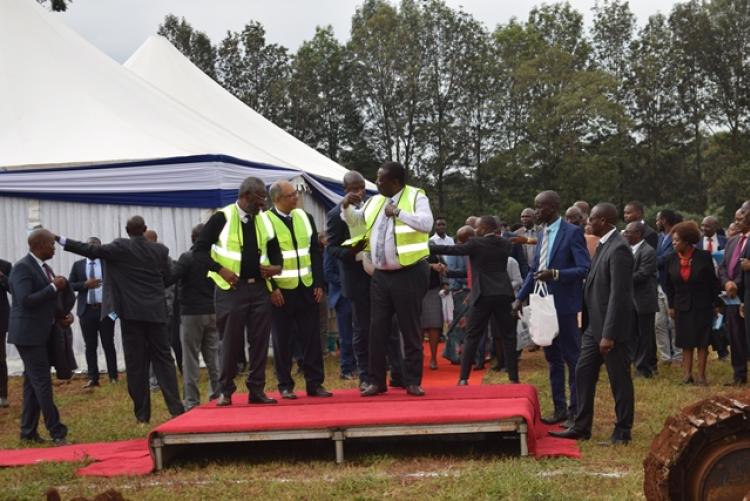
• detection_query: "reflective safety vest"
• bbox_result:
[266,208,314,289]
[208,204,275,291]
[342,185,429,267]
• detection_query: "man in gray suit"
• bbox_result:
[8,229,68,444]
[56,216,184,423]
[623,222,658,378]
[551,203,635,444]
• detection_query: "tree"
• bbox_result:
[157,15,217,79]
[216,22,291,125]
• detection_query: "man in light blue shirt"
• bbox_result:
[68,237,118,388]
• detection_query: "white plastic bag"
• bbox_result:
[525,281,559,347]
[516,309,533,350]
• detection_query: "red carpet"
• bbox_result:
[151,385,580,461]
[0,344,579,476]
[0,439,150,477]
[421,341,486,387]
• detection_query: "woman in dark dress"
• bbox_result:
[665,221,721,385]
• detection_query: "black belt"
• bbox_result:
[88,303,102,308]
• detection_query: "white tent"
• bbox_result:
[124,35,370,197]
[0,0,357,373]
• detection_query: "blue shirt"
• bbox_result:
[445,254,468,290]
[86,258,103,304]
[542,217,562,269]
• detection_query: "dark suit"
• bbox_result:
[8,254,67,440]
[665,249,721,349]
[573,231,634,440]
[517,219,591,415]
[431,235,517,382]
[630,242,658,377]
[642,224,659,251]
[326,203,404,385]
[63,236,183,422]
[0,258,11,400]
[718,234,747,382]
[69,258,117,382]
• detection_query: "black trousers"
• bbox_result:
[79,306,117,381]
[726,305,748,382]
[0,330,7,399]
[369,261,429,388]
[16,343,67,440]
[120,319,183,422]
[271,287,325,393]
[629,310,657,377]
[215,281,272,396]
[461,295,517,382]
[573,330,634,438]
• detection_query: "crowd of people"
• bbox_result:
[1,160,748,447]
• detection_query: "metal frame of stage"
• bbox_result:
[149,418,529,469]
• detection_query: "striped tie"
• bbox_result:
[538,227,551,271]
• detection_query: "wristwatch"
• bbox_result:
[394,208,401,218]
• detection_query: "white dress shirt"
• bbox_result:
[86,258,103,304]
[343,188,434,270]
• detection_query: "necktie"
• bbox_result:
[42,263,54,283]
[706,238,713,253]
[728,235,747,280]
[88,260,97,304]
[538,227,551,271]
[374,200,392,267]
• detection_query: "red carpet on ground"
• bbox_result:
[0,439,150,477]
[0,342,579,476]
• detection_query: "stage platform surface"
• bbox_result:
[149,384,576,470]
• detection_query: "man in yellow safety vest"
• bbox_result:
[267,180,332,399]
[342,161,433,397]
[193,177,283,406]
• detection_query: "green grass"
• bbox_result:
[0,347,743,500]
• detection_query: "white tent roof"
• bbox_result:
[124,35,359,186]
[0,0,293,170]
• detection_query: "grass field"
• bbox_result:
[0,346,744,500]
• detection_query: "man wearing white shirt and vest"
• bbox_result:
[68,237,118,388]
[194,177,283,406]
[266,180,332,399]
[343,161,433,397]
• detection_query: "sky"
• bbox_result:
[54,0,682,63]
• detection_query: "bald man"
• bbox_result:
[267,181,331,399]
[552,203,634,444]
[515,190,591,426]
[8,229,68,443]
[57,216,184,423]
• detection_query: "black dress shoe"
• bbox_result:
[541,409,568,425]
[307,387,333,397]
[216,394,232,406]
[549,428,590,440]
[249,392,278,404]
[279,389,298,400]
[724,379,747,386]
[52,437,69,446]
[473,362,485,370]
[598,433,631,446]
[360,383,387,397]
[20,434,46,444]
[82,380,100,389]
[457,379,468,386]
[406,385,425,396]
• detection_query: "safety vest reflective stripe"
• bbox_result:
[208,204,273,291]
[211,244,242,261]
[267,209,313,289]
[397,242,430,254]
